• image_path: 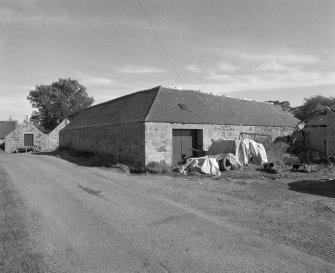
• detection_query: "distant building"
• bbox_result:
[5,120,68,153]
[0,121,17,149]
[60,86,299,166]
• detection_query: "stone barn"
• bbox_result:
[59,86,299,166]
[5,120,68,153]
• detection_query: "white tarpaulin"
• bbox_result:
[180,156,221,176]
[207,139,268,166]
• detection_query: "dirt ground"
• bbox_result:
[0,153,334,273]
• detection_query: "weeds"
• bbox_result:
[55,148,172,174]
[55,147,116,167]
[145,161,172,174]
[0,166,50,273]
[263,141,299,167]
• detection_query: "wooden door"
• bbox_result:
[24,134,34,146]
[172,129,196,164]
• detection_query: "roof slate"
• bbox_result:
[0,121,16,138]
[65,87,158,129]
[65,86,299,129]
[146,87,299,127]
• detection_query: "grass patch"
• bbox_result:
[53,147,117,168]
[317,162,335,174]
[0,166,50,273]
[53,148,172,174]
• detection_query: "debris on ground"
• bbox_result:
[292,163,318,173]
[263,162,282,173]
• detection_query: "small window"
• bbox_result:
[178,103,189,110]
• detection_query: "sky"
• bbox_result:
[0,0,334,121]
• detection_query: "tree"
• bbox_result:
[293,95,335,120]
[265,100,292,112]
[27,78,94,133]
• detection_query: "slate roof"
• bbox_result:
[65,87,158,129]
[0,121,17,138]
[65,86,299,130]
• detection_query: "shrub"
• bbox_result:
[146,161,172,174]
[263,141,293,166]
[282,153,300,165]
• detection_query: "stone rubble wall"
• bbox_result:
[59,122,145,166]
[145,122,294,166]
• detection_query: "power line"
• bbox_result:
[136,0,183,84]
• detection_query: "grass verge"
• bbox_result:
[0,166,50,273]
[51,148,172,174]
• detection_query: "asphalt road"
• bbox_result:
[0,153,334,273]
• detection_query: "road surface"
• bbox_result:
[0,153,334,273]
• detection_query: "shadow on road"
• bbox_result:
[288,179,335,198]
[78,184,110,202]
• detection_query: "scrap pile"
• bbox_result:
[177,139,268,175]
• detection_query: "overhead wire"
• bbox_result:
[136,0,183,84]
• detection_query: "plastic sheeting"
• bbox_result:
[177,139,267,176]
[214,153,243,170]
[207,139,268,166]
[180,156,221,176]
[178,153,242,175]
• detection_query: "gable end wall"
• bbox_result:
[5,123,47,152]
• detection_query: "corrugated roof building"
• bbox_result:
[60,86,299,166]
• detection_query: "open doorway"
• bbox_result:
[172,129,203,164]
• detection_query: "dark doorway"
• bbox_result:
[24,134,34,146]
[172,129,203,164]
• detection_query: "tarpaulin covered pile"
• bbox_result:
[179,153,242,176]
[177,138,268,176]
[207,139,268,165]
[180,156,221,176]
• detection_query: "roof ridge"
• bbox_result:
[144,86,162,121]
[84,86,161,111]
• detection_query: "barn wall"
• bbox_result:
[59,122,145,166]
[145,122,294,165]
[46,120,68,151]
[5,122,47,153]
